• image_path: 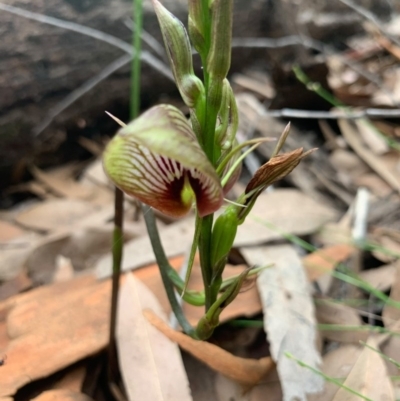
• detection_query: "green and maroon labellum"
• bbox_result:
[103,105,224,218]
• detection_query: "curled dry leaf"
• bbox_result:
[144,310,274,386]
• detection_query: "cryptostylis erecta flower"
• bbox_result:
[103,104,224,218]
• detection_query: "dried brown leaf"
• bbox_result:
[117,275,192,401]
[359,263,397,292]
[303,244,354,282]
[338,119,400,193]
[144,310,274,386]
[308,345,362,401]
[315,298,368,343]
[14,199,98,232]
[31,165,94,200]
[0,220,26,242]
[234,189,338,247]
[0,275,106,398]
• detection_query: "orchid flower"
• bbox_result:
[103,104,223,218]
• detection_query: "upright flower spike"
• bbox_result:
[152,0,204,108]
[103,105,224,218]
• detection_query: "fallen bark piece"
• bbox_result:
[243,245,324,401]
[144,310,274,386]
[31,390,94,401]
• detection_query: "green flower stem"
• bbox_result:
[130,0,143,118]
[182,213,202,295]
[199,214,214,310]
[108,187,124,383]
[142,204,197,337]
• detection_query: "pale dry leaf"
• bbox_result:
[80,159,110,187]
[315,298,368,343]
[0,231,40,281]
[383,261,400,327]
[332,338,395,401]
[0,220,26,242]
[308,345,362,401]
[234,189,338,247]
[248,367,283,401]
[214,373,251,401]
[371,233,400,264]
[31,165,94,200]
[355,173,393,197]
[338,119,400,193]
[53,255,75,283]
[359,263,397,292]
[96,216,195,278]
[182,352,218,401]
[241,244,324,401]
[14,199,98,232]
[379,262,400,378]
[315,222,352,248]
[117,274,192,401]
[145,310,274,386]
[354,120,389,155]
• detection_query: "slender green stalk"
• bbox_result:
[285,352,374,401]
[142,205,197,337]
[108,0,143,385]
[182,213,202,295]
[131,0,143,119]
[108,187,124,383]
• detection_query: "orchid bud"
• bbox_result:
[152,0,204,108]
[207,0,232,81]
[188,0,206,55]
[211,206,239,269]
[245,148,315,196]
[216,81,239,158]
[103,105,224,218]
[236,147,316,223]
